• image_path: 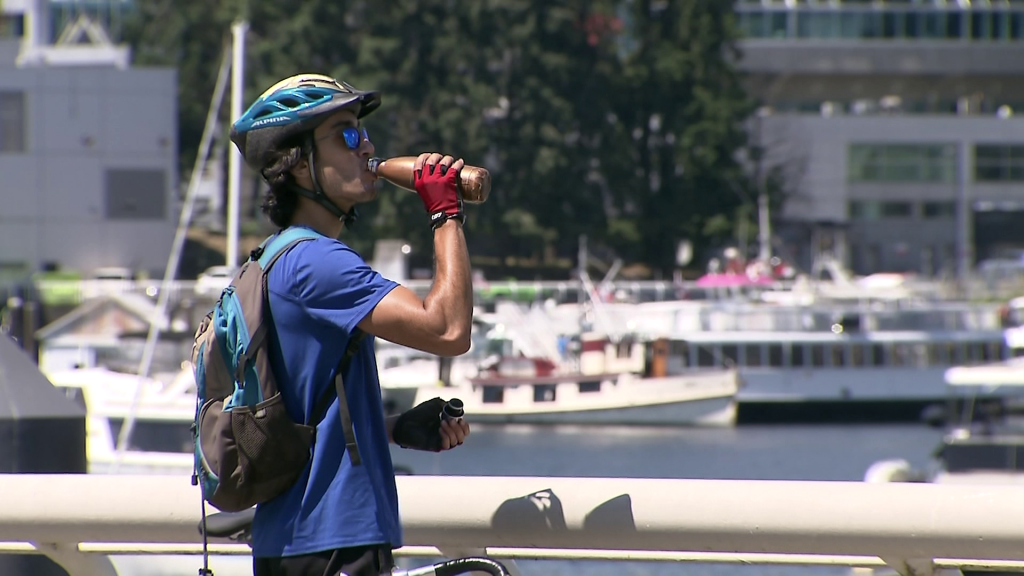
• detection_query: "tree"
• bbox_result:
[122,0,244,176]
[122,0,764,277]
[598,0,757,274]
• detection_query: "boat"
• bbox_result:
[407,332,739,426]
[861,356,1024,488]
[535,292,1008,423]
[852,363,1024,576]
[46,365,196,476]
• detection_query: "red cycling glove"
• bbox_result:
[414,162,465,230]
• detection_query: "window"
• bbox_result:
[670,341,689,367]
[533,384,556,402]
[871,344,887,367]
[105,169,167,220]
[736,6,1024,41]
[849,201,880,220]
[616,341,631,358]
[974,144,1024,182]
[849,201,913,219]
[881,202,913,217]
[923,201,956,218]
[1013,12,1024,39]
[849,144,957,183]
[830,344,846,367]
[0,15,23,40]
[0,92,25,153]
[791,344,806,367]
[850,344,866,367]
[810,345,826,368]
[797,12,837,38]
[744,344,763,367]
[722,344,740,366]
[482,386,504,403]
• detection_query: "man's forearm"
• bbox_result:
[422,219,473,353]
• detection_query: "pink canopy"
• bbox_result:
[694,272,776,288]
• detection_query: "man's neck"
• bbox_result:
[289,196,348,239]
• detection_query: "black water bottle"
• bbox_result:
[441,398,464,421]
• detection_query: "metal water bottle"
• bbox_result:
[441,398,465,422]
[368,156,490,203]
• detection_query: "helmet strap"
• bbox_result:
[298,133,358,233]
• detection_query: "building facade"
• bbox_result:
[736,0,1024,277]
[0,0,177,283]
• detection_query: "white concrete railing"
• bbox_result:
[3,474,1024,576]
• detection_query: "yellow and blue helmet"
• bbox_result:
[230,73,380,172]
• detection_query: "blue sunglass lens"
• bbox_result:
[343,127,368,149]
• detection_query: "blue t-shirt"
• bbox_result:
[250,228,401,557]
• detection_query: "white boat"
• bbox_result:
[409,333,739,426]
[536,295,1008,423]
[46,366,196,476]
[862,357,1024,488]
[673,328,1008,423]
[376,305,564,415]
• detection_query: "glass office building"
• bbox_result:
[735,0,1024,276]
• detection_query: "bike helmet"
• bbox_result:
[231,74,380,172]
[229,74,381,225]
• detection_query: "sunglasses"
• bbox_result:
[338,126,370,149]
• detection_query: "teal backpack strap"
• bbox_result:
[242,227,325,365]
[254,226,368,466]
[257,226,325,270]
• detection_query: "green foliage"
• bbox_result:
[123,0,769,277]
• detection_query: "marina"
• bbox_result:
[5,1,1024,574]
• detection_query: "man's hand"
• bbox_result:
[414,152,465,229]
[358,151,473,357]
[389,397,470,451]
[439,417,470,450]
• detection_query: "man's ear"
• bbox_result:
[288,158,309,179]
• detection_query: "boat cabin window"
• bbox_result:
[670,341,690,367]
[744,344,762,367]
[830,344,845,367]
[810,345,826,367]
[689,337,1007,370]
[615,341,631,358]
[792,344,805,367]
[534,384,556,402]
[870,344,886,367]
[890,344,911,367]
[927,343,949,365]
[987,340,1003,361]
[849,344,866,367]
[967,342,984,363]
[482,386,504,403]
[579,380,601,393]
[697,346,716,368]
[721,344,739,366]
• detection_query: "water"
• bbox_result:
[390,423,945,576]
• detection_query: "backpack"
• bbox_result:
[190,226,365,515]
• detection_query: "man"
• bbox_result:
[229,73,474,576]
